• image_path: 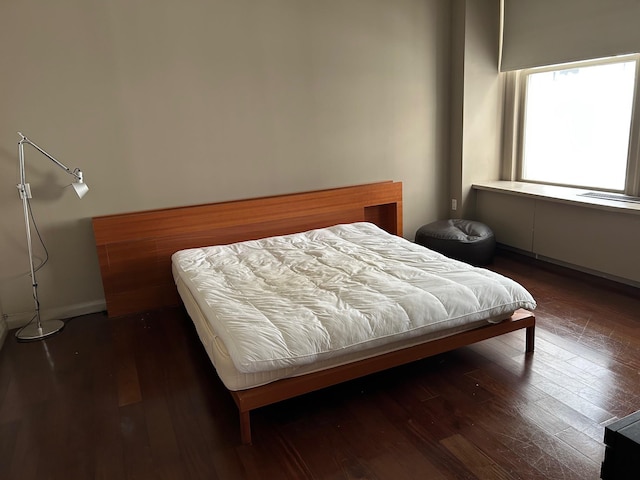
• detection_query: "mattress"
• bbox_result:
[171,222,536,390]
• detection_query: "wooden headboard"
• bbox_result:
[92,181,403,317]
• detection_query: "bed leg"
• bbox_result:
[239,410,252,445]
[525,325,535,353]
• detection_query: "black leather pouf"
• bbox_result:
[414,219,496,266]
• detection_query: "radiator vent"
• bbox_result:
[579,192,640,204]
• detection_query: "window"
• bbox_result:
[515,55,640,195]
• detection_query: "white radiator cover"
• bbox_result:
[476,189,640,286]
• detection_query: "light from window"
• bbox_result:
[521,60,636,191]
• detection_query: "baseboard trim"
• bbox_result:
[0,320,7,351]
[496,244,640,295]
[5,300,107,331]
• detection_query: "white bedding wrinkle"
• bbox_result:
[172,222,536,374]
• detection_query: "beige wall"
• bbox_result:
[450,0,504,219]
[0,0,451,326]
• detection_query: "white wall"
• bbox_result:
[0,0,452,328]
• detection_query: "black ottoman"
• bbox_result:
[415,219,496,266]
[602,410,640,479]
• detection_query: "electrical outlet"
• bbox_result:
[451,198,457,211]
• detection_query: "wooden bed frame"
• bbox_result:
[92,180,535,445]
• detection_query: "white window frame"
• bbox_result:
[504,54,640,197]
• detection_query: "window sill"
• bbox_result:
[472,181,640,216]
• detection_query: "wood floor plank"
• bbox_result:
[6,415,40,480]
[470,399,599,479]
[406,393,542,479]
[119,402,157,479]
[440,433,513,480]
[555,426,606,464]
[534,395,610,443]
[112,316,143,408]
[0,420,19,479]
[343,389,450,479]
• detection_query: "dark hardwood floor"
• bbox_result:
[1,251,639,479]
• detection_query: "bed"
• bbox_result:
[92,181,536,444]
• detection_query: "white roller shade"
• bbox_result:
[501,0,640,71]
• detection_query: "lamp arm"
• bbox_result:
[18,132,82,181]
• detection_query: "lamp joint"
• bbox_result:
[17,183,32,199]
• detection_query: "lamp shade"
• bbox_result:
[72,181,89,198]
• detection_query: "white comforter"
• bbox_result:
[172,222,536,374]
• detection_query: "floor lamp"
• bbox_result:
[15,132,89,342]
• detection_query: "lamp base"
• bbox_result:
[16,319,65,342]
